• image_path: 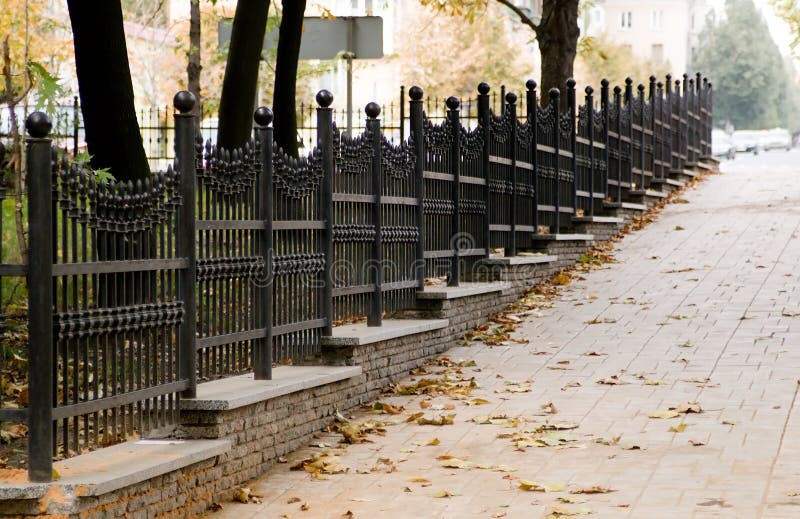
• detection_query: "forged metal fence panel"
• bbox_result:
[576,85,608,217]
[535,90,560,234]
[607,86,623,204]
[49,142,187,461]
[631,88,646,190]
[557,83,577,233]
[195,139,264,380]
[652,79,669,182]
[379,128,421,314]
[331,125,376,323]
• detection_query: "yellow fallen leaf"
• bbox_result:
[648,410,680,419]
[558,496,587,504]
[593,435,621,446]
[669,423,688,433]
[426,437,440,446]
[644,379,668,386]
[409,477,431,484]
[464,398,490,406]
[545,505,593,517]
[432,489,455,498]
[571,486,616,494]
[518,480,564,492]
[232,487,251,503]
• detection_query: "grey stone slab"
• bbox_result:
[321,319,448,347]
[416,282,511,299]
[182,365,363,411]
[630,189,668,198]
[0,439,230,500]
[605,201,647,211]
[530,233,595,241]
[481,254,558,266]
[572,216,623,224]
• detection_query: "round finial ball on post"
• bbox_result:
[25,111,52,138]
[549,87,560,100]
[650,75,657,82]
[585,86,594,95]
[525,79,536,91]
[316,89,334,108]
[505,92,517,105]
[638,84,645,93]
[613,86,622,95]
[657,82,663,89]
[601,78,609,88]
[478,82,491,95]
[566,78,576,89]
[173,90,196,114]
[409,85,423,101]
[625,77,633,86]
[446,96,460,110]
[365,102,381,119]
[253,106,274,127]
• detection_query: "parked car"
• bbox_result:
[712,129,736,160]
[762,128,792,151]
[732,130,762,154]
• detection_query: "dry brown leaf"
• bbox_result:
[688,439,705,446]
[597,375,626,385]
[519,480,564,492]
[417,414,455,426]
[287,497,302,504]
[571,486,616,494]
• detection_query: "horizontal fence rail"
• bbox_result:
[1,73,712,481]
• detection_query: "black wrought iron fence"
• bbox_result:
[0,72,712,482]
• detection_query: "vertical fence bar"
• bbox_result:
[478,82,491,257]
[600,79,610,207]
[549,88,560,234]
[506,92,518,255]
[366,102,383,326]
[585,86,595,217]
[317,90,335,336]
[174,91,197,398]
[566,79,577,215]
[526,80,539,234]
[666,74,674,172]
[254,107,273,380]
[624,78,633,190]
[409,86,425,289]
[637,84,646,189]
[446,96,461,286]
[399,86,406,143]
[26,112,54,482]
[648,76,657,180]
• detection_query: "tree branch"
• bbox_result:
[494,0,540,35]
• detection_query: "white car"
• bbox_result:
[762,128,792,151]
[712,129,736,160]
[732,130,762,154]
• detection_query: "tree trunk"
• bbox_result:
[187,0,202,118]
[272,0,306,158]
[217,0,270,150]
[67,0,150,181]
[537,0,580,106]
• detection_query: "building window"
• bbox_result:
[651,43,663,62]
[620,11,632,29]
[651,10,663,29]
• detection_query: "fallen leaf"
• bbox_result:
[558,496,587,504]
[678,340,693,348]
[540,402,558,414]
[287,497,302,504]
[518,480,564,492]
[561,381,582,390]
[409,477,431,484]
[496,384,532,394]
[300,503,310,511]
[722,419,736,426]
[425,438,440,446]
[688,439,705,446]
[643,379,668,386]
[232,487,251,504]
[545,505,593,517]
[668,423,688,433]
[464,398,490,406]
[571,486,616,494]
[432,489,455,498]
[597,375,626,385]
[583,351,607,356]
[593,436,621,446]
[648,410,680,419]
[418,414,456,426]
[405,412,425,423]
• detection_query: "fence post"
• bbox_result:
[253,107,273,380]
[409,86,425,289]
[25,112,53,482]
[637,84,646,189]
[526,80,539,234]
[706,80,713,157]
[174,91,197,398]
[613,85,622,203]
[317,90,335,336]
[478,82,491,258]
[656,80,664,180]
[550,88,561,234]
[665,74,673,172]
[624,78,634,190]
[366,102,383,326]
[681,75,688,169]
[648,76,657,180]
[600,79,609,209]
[566,79,577,216]
[585,86,595,217]
[446,96,461,287]
[506,92,518,256]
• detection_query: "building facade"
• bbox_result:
[585,0,711,75]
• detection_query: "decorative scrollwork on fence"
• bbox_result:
[607,103,619,122]
[578,105,589,133]
[537,165,558,179]
[632,97,643,119]
[423,114,453,155]
[55,155,181,233]
[559,112,574,140]
[382,226,420,243]
[197,256,266,282]
[272,253,326,276]
[517,119,532,149]
[593,109,605,134]
[423,198,455,215]
[461,199,487,214]
[273,145,324,198]
[490,111,512,144]
[381,136,416,180]
[536,104,556,134]
[201,140,259,196]
[334,126,373,176]
[54,302,185,340]
[460,125,484,160]
[333,224,376,242]
[558,169,575,182]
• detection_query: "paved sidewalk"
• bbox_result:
[212,153,800,519]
